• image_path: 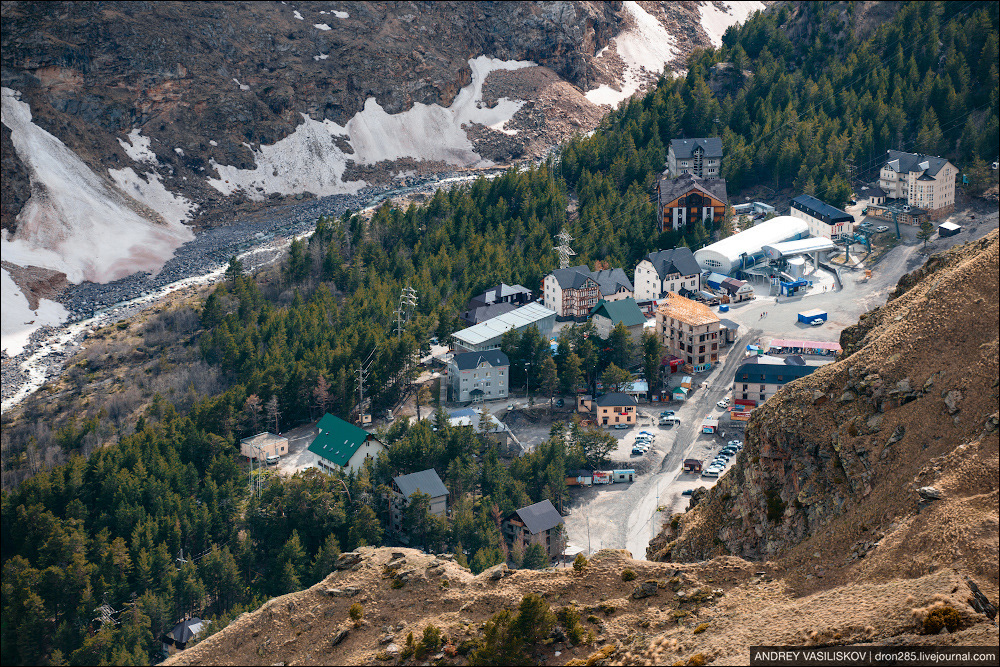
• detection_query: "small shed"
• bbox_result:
[672,386,689,401]
[566,469,594,487]
[240,432,288,461]
[938,221,961,238]
[701,415,720,434]
[680,376,693,389]
[683,458,703,472]
[613,469,636,483]
[592,471,613,485]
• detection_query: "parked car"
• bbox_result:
[614,423,630,430]
[631,448,645,456]
[555,398,564,407]
[681,489,694,496]
[640,431,655,436]
[727,440,742,447]
[876,225,889,233]
[661,416,681,425]
[810,318,824,326]
[701,470,719,478]
[660,410,675,417]
[716,397,731,408]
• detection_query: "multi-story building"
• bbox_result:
[655,292,722,372]
[307,413,386,475]
[656,173,729,232]
[589,298,647,343]
[633,247,701,301]
[667,138,723,178]
[732,355,828,404]
[790,194,855,240]
[447,350,509,403]
[451,302,556,353]
[877,150,957,220]
[542,266,634,320]
[502,499,565,562]
[390,469,449,537]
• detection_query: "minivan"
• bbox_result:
[701,470,719,478]
[265,455,280,465]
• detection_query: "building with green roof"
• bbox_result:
[589,297,648,342]
[308,413,386,475]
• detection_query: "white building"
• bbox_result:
[447,350,510,403]
[633,247,701,301]
[451,302,556,352]
[789,194,855,240]
[694,215,809,275]
[307,413,386,475]
[239,432,288,460]
[878,150,957,219]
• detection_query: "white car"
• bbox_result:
[876,225,889,233]
[717,397,731,409]
[810,318,824,326]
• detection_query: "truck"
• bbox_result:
[797,309,828,324]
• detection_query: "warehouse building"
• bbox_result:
[694,215,809,275]
[451,302,556,353]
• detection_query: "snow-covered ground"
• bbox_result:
[586,0,763,107]
[585,1,679,107]
[107,167,199,226]
[1,87,194,355]
[700,1,764,48]
[207,56,535,201]
[1,269,68,356]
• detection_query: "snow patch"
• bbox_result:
[118,128,158,164]
[585,1,679,107]
[293,9,303,20]
[333,10,348,18]
[314,23,331,31]
[700,1,764,48]
[174,147,185,156]
[314,53,329,61]
[233,78,250,91]
[209,139,218,146]
[206,56,534,200]
[0,87,194,286]
[108,167,199,226]
[1,268,68,356]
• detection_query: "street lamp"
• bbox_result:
[524,362,532,400]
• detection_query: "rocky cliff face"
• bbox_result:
[651,232,999,590]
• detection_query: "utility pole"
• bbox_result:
[554,229,576,269]
[356,363,369,422]
[395,286,418,338]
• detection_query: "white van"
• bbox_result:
[700,469,719,478]
[265,455,280,465]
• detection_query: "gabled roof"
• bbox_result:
[591,268,634,295]
[461,301,518,325]
[589,298,646,328]
[240,432,287,447]
[309,413,379,467]
[508,499,564,535]
[670,137,723,159]
[566,469,593,477]
[166,618,209,644]
[734,360,819,385]
[470,283,532,307]
[658,292,720,327]
[451,303,556,347]
[644,247,700,279]
[882,150,951,177]
[859,184,887,198]
[550,265,597,289]
[595,392,638,407]
[720,277,749,294]
[393,468,449,499]
[658,173,728,206]
[791,194,853,225]
[451,350,510,370]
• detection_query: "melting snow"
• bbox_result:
[314,53,329,61]
[700,1,763,47]
[1,268,68,356]
[293,9,303,20]
[207,56,534,200]
[0,87,193,283]
[108,167,199,226]
[585,1,679,107]
[333,10,348,18]
[118,128,158,164]
[209,139,218,146]
[314,23,331,31]
[233,78,250,91]
[174,147,185,156]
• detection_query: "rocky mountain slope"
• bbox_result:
[164,233,999,666]
[1,0,764,355]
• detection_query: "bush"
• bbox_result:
[557,606,586,645]
[457,638,482,656]
[573,553,588,572]
[621,568,637,582]
[923,607,962,634]
[693,622,709,634]
[598,603,616,615]
[348,603,363,623]
[421,625,442,652]
[391,577,405,589]
[687,653,707,666]
[469,594,555,666]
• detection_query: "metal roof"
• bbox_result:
[589,298,647,328]
[883,150,951,177]
[767,338,842,351]
[762,237,836,259]
[791,194,853,224]
[595,392,638,407]
[451,302,555,346]
[240,432,287,447]
[669,137,723,159]
[308,413,379,467]
[695,216,809,266]
[393,468,449,499]
[734,360,819,385]
[645,247,701,279]
[658,173,728,206]
[451,350,509,370]
[509,499,564,535]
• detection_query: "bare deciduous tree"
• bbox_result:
[313,375,330,417]
[266,395,281,434]
[245,394,263,433]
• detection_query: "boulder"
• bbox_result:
[330,628,349,647]
[335,552,362,570]
[632,580,658,599]
[943,389,962,414]
[325,587,361,598]
[483,563,510,581]
[917,486,942,500]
